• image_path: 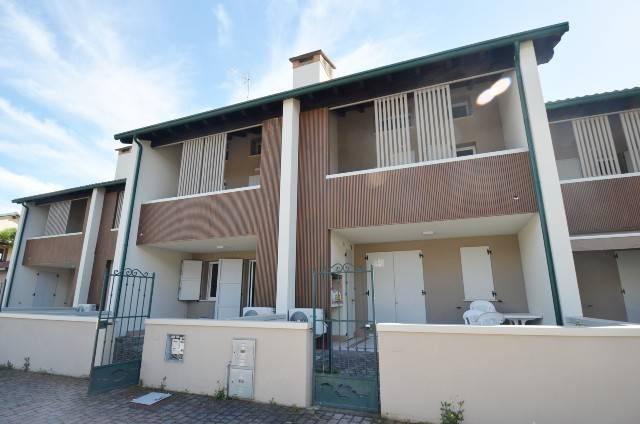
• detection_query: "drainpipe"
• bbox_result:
[1,203,29,311]
[513,40,563,325]
[112,136,143,316]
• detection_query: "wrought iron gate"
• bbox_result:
[88,268,155,393]
[312,263,379,412]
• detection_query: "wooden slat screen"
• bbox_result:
[414,84,456,161]
[44,201,71,236]
[620,109,640,173]
[374,93,412,167]
[571,116,620,177]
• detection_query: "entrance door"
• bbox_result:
[215,259,243,319]
[393,251,426,323]
[366,252,395,322]
[33,271,58,307]
[617,250,640,323]
[366,251,426,323]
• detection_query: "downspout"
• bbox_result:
[513,40,563,325]
[112,136,143,315]
[1,203,29,311]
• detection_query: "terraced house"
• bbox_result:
[1,22,639,423]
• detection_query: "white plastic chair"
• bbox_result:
[477,312,505,326]
[463,309,484,325]
[469,300,496,313]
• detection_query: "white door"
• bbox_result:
[393,251,427,323]
[617,250,640,323]
[460,246,496,301]
[366,252,396,323]
[178,260,202,301]
[215,259,243,319]
[33,271,58,307]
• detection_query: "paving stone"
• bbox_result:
[0,369,409,424]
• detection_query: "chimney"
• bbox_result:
[289,50,335,89]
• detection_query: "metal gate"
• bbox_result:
[88,268,155,393]
[312,263,379,412]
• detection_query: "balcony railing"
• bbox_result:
[22,232,84,268]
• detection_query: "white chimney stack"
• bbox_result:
[289,50,335,89]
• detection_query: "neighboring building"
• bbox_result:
[99,22,580,326]
[547,87,640,323]
[0,212,20,300]
[1,147,132,311]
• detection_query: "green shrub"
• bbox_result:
[440,400,464,424]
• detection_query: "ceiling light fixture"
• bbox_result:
[422,230,435,236]
[216,245,225,249]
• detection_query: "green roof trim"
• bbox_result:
[114,22,569,143]
[13,179,126,204]
[546,87,640,110]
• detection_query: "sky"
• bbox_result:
[0,0,638,213]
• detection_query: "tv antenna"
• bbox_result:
[242,72,251,100]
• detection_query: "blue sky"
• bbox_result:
[1,0,638,212]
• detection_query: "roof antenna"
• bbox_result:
[243,72,251,100]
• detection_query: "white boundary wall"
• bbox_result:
[140,319,312,407]
[378,323,640,423]
[0,313,98,377]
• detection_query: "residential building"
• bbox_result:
[0,147,131,311]
[0,212,20,300]
[547,87,640,323]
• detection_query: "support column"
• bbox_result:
[72,188,105,307]
[518,40,583,320]
[276,98,301,314]
[1,205,28,309]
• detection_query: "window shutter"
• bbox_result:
[460,246,495,301]
[200,133,227,193]
[414,84,456,161]
[44,201,71,236]
[620,110,640,173]
[374,93,412,167]
[571,116,620,177]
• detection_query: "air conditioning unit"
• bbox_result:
[288,308,325,337]
[242,307,275,317]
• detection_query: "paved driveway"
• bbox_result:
[0,369,404,424]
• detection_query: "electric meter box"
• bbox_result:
[231,339,256,368]
[228,367,254,399]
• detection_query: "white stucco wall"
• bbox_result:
[378,323,640,424]
[518,214,557,324]
[73,188,104,307]
[112,140,188,318]
[0,313,98,377]
[519,40,582,320]
[140,319,312,407]
[497,70,527,149]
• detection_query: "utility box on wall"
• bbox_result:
[228,339,256,400]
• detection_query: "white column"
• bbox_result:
[72,187,105,307]
[519,40,583,319]
[1,205,27,308]
[276,98,301,314]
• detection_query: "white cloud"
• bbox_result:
[0,0,194,205]
[214,4,232,47]
[0,167,62,196]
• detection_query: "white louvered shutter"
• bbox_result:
[571,116,620,177]
[620,110,640,173]
[200,133,227,193]
[177,138,205,196]
[414,84,456,161]
[44,201,71,236]
[374,93,412,167]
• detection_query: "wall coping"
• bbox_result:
[0,312,98,323]
[376,323,640,337]
[145,318,311,330]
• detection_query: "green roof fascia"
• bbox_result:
[114,22,569,143]
[546,87,640,110]
[13,179,126,204]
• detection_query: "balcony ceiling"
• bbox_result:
[146,235,257,253]
[333,213,535,244]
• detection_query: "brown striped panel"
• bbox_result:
[296,109,330,308]
[562,175,640,235]
[327,151,537,229]
[23,233,84,268]
[137,118,282,307]
[87,190,123,306]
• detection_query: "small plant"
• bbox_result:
[160,376,167,391]
[440,400,464,424]
[5,361,14,370]
[213,388,228,401]
[23,357,30,372]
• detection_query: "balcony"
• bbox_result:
[328,71,528,176]
[23,232,84,268]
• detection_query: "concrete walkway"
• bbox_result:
[0,369,406,423]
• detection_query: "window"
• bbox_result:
[451,101,470,119]
[0,247,7,262]
[250,137,262,156]
[456,145,476,157]
[206,262,219,300]
[111,190,124,230]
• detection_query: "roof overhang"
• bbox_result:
[546,87,640,122]
[114,22,569,145]
[13,179,126,205]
